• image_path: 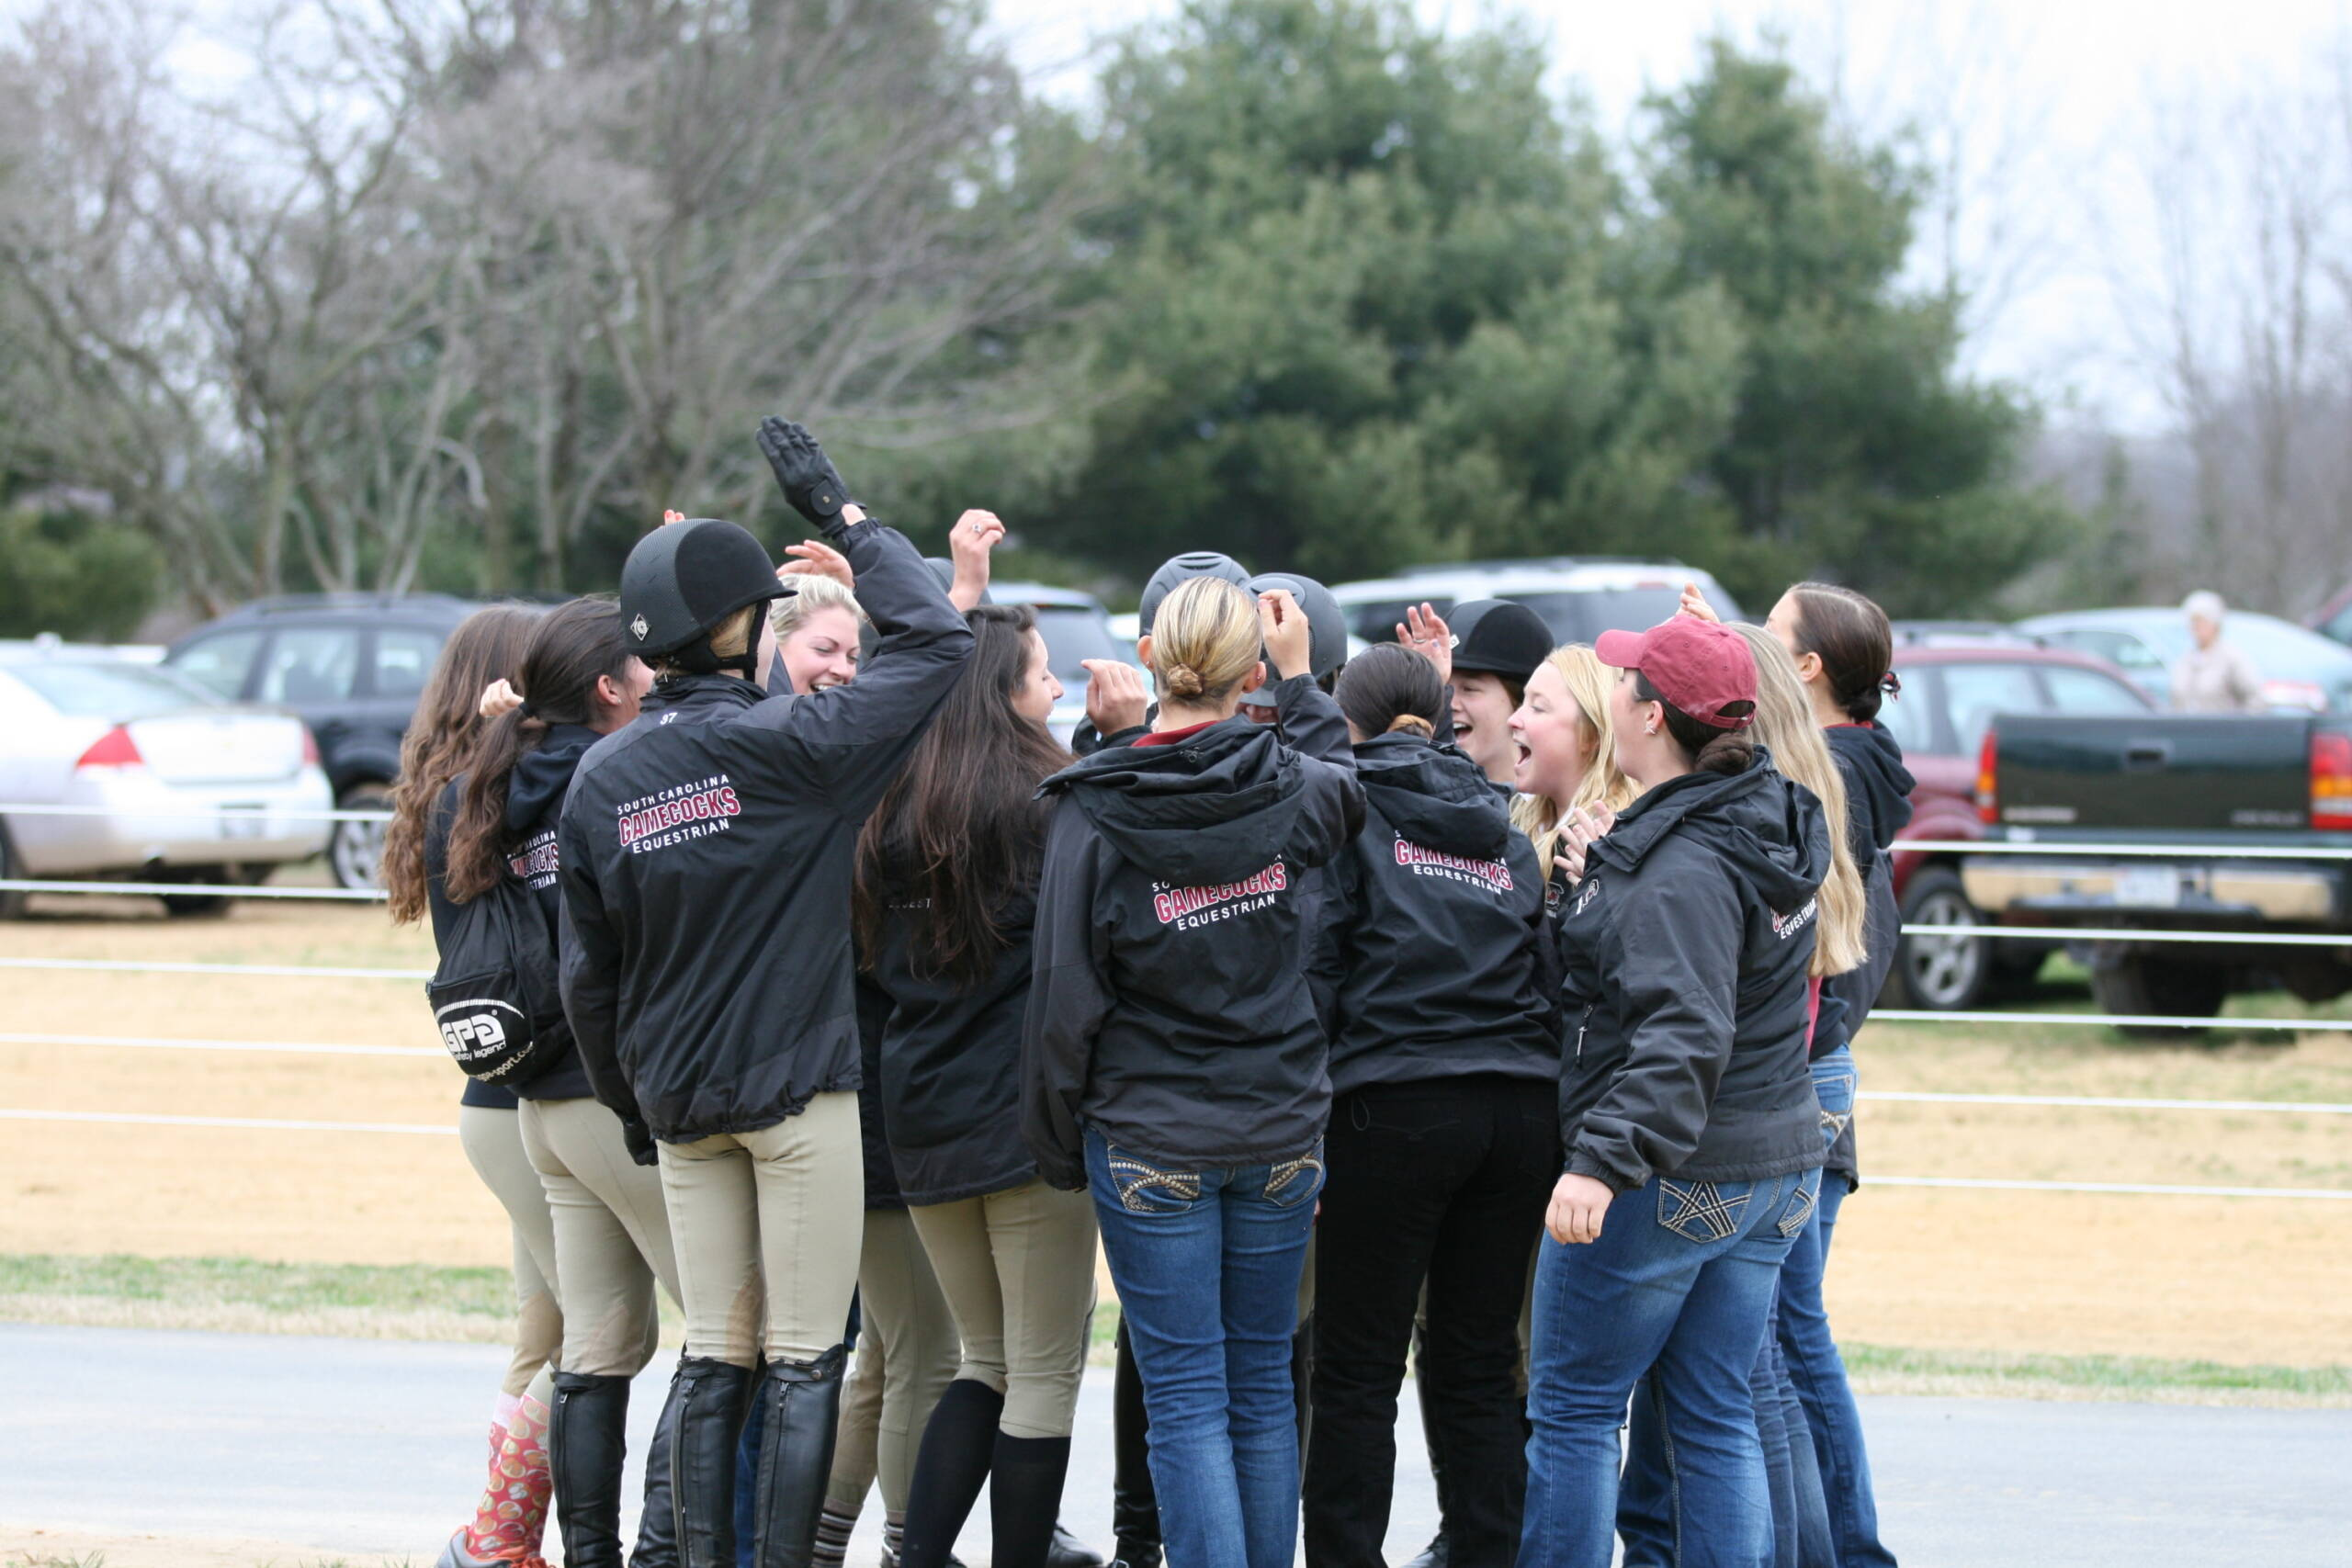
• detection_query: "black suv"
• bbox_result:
[164,594,474,887]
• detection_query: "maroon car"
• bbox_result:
[1873,628,2154,1010]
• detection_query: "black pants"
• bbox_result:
[1303,1073,1559,1568]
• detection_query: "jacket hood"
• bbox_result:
[1351,732,1510,858]
[1826,722,1915,852]
[1040,716,1307,885]
[1593,749,1828,915]
[505,725,601,836]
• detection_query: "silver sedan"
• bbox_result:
[0,644,334,916]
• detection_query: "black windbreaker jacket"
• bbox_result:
[1814,720,1916,1178]
[1023,676,1365,1190]
[557,520,974,1145]
[1308,732,1557,1095]
[869,887,1042,1206]
[424,727,602,1105]
[1553,750,1829,1192]
[854,975,907,1211]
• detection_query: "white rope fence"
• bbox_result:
[6,825,2349,1198]
[0,803,395,822]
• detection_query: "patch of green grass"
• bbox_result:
[0,1253,514,1318]
[1844,1342,2352,1399]
[6,1553,107,1568]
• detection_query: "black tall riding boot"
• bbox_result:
[550,1371,632,1568]
[633,1358,684,1568]
[665,1357,754,1568]
[748,1344,848,1568]
[989,1432,1075,1568]
[1111,1319,1159,1568]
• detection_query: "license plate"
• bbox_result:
[220,807,268,841]
[2112,865,2182,908]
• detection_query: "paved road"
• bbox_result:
[2,1324,2346,1565]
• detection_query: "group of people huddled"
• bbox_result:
[382,420,1911,1568]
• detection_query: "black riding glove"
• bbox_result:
[756,417,856,537]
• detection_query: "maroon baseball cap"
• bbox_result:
[1595,617,1758,730]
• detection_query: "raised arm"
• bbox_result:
[750,418,975,815]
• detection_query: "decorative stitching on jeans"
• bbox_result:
[1263,1145,1324,1206]
[1778,1174,1819,1237]
[1105,1150,1201,1213]
[1656,1179,1749,1243]
[1818,1105,1851,1140]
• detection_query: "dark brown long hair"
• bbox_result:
[446,598,635,903]
[1634,671,1757,777]
[1334,643,1444,739]
[1786,581,1895,723]
[385,604,543,925]
[854,605,1069,982]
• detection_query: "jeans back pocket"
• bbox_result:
[1262,1142,1325,1209]
[1104,1146,1204,1214]
[1656,1178,1754,1244]
[1776,1168,1823,1238]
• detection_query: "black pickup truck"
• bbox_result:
[1961,713,2352,1021]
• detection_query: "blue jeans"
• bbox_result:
[1521,1167,1820,1568]
[1085,1126,1324,1568]
[1620,1329,1828,1568]
[1776,1049,1897,1567]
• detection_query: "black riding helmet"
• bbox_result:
[1245,571,1349,684]
[619,518,789,679]
[1448,599,1554,687]
[1137,550,1252,636]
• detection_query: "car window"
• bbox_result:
[372,627,444,701]
[7,660,218,720]
[2321,601,2352,647]
[1941,661,2047,757]
[168,629,266,699]
[2052,626,2164,672]
[1024,606,1128,683]
[1505,588,1685,645]
[2042,666,2150,715]
[1876,667,1942,757]
[1341,597,1446,646]
[257,627,361,705]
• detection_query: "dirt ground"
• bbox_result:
[3,894,2348,1368]
[2,1522,412,1568]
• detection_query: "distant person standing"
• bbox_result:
[2171,592,2265,713]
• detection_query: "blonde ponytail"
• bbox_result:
[1148,577,1262,706]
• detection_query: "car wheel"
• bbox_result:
[1883,867,1989,1012]
[0,823,27,921]
[329,784,393,890]
[2090,954,2230,1039]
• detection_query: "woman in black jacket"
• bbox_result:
[434,597,683,1568]
[387,604,555,1568]
[857,604,1113,1568]
[1521,615,1827,1568]
[1300,644,1559,1568]
[1024,578,1363,1568]
[558,421,973,1568]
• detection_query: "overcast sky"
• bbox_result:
[990,0,2352,431]
[27,0,2352,433]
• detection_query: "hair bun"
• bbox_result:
[1164,663,1206,699]
[1385,713,1435,738]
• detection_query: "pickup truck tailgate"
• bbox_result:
[1993,714,2313,832]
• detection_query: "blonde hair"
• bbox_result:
[772,574,870,640]
[1147,576,1262,705]
[1730,622,1867,979]
[1510,645,1636,879]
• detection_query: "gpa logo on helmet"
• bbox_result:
[630,614,650,642]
